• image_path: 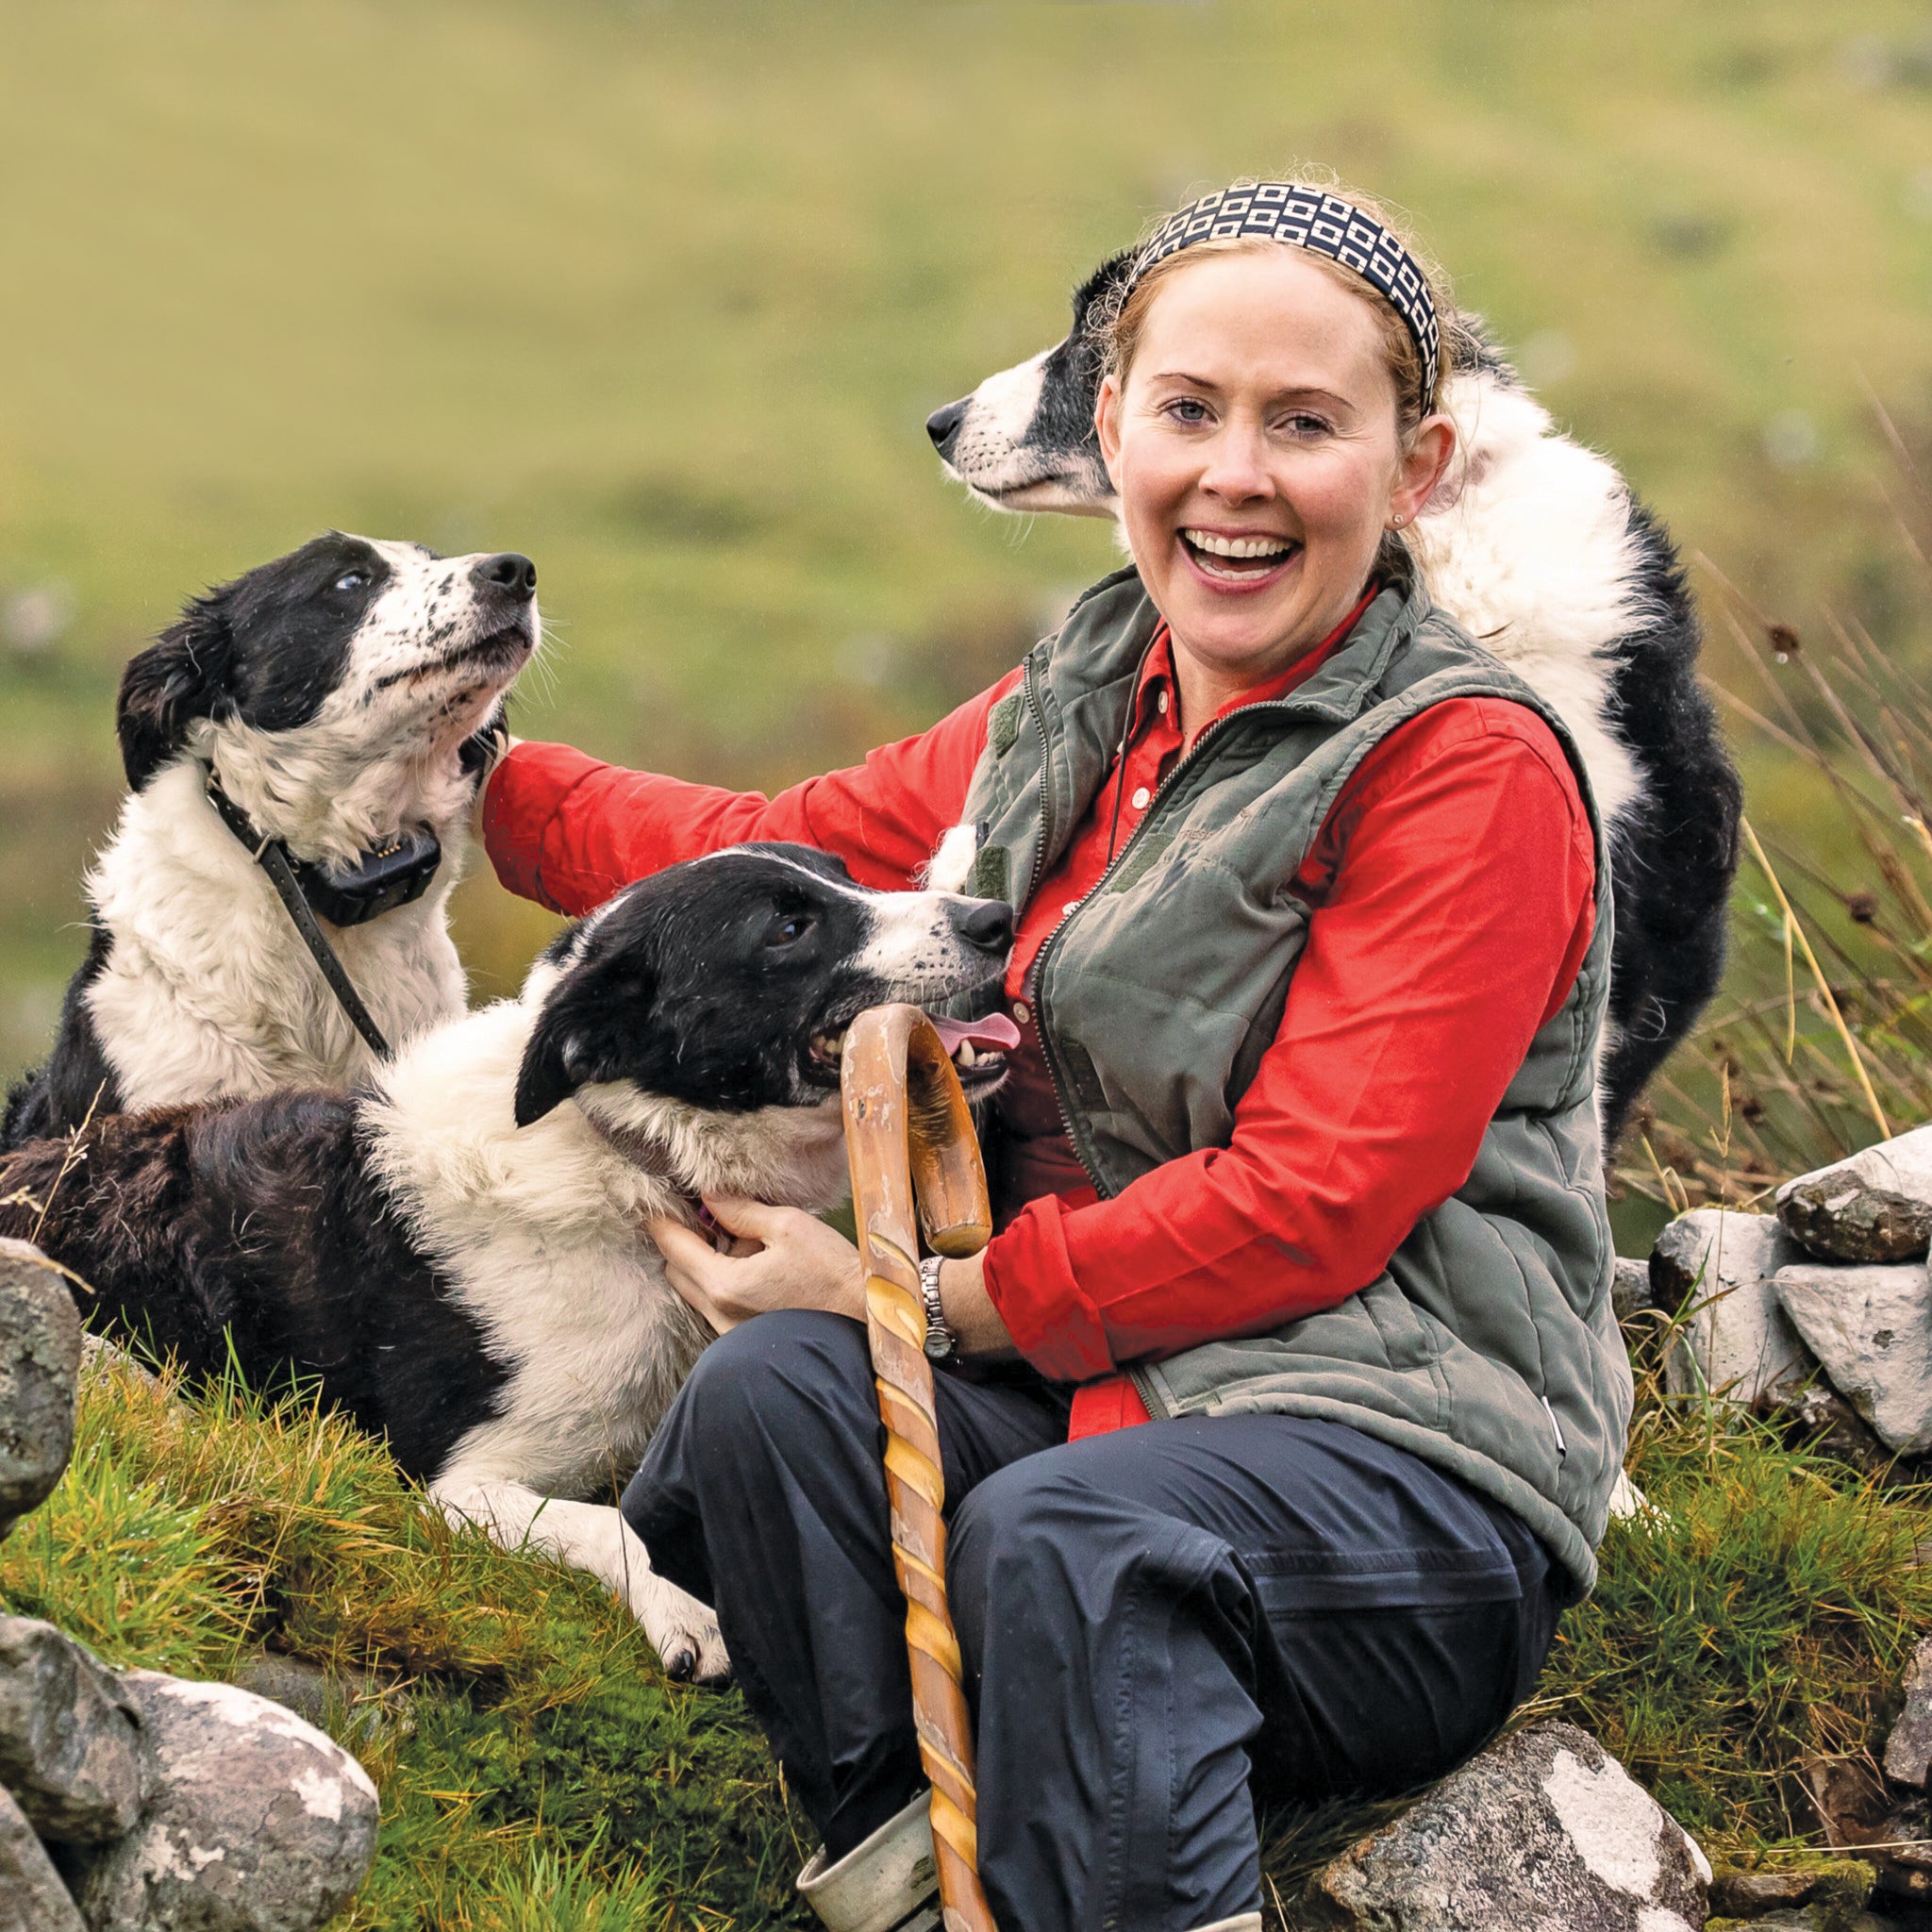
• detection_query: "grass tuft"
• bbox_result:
[1543,1410,1932,1852]
[1,1350,811,1928]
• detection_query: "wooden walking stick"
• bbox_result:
[841,1004,998,1932]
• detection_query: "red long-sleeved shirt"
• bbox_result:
[483,623,1595,1435]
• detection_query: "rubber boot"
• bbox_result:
[796,1791,941,1932]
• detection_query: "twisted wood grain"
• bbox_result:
[841,1005,997,1932]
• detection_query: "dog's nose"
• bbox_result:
[954,899,1015,954]
[473,553,538,602]
[925,398,969,455]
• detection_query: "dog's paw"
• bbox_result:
[640,1580,731,1687]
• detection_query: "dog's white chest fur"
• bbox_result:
[362,990,848,1496]
[84,759,468,1110]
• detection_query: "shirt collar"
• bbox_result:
[1131,582,1382,738]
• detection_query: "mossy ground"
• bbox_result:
[1,1351,812,1928]
[8,1344,1928,1925]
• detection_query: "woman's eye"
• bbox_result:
[333,571,370,593]
[1161,398,1211,425]
[1277,413,1333,440]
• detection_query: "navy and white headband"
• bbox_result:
[1131,183,1441,406]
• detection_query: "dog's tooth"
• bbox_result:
[957,1041,977,1069]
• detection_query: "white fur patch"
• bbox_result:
[924,821,979,895]
[84,759,470,1108]
[1407,376,1644,828]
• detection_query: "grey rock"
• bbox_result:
[1776,1262,1932,1456]
[231,1655,407,1748]
[71,1671,378,1932]
[0,1239,82,1540]
[79,1333,158,1390]
[0,1781,87,1932]
[1708,1855,1875,1919]
[1886,1637,1932,1788]
[1287,1721,1709,1930]
[1779,1124,1932,1262]
[1655,1210,1815,1407]
[0,1616,147,1841]
[1611,1257,1654,1324]
[1778,1380,1894,1474]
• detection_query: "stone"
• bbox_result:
[1286,1721,1709,1930]
[70,1671,379,1932]
[80,1333,158,1389]
[1778,1380,1893,1474]
[1776,1263,1932,1456]
[232,1654,407,1748]
[0,1616,147,1841]
[1611,1257,1654,1324]
[0,1238,83,1540]
[0,1781,87,1932]
[1778,1125,1932,1262]
[1709,1854,1875,1920]
[1654,1210,1814,1407]
[1885,1637,1932,1788]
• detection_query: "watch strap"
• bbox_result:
[918,1254,957,1361]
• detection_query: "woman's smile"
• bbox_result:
[1176,525,1305,592]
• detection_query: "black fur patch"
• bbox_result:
[0,1096,508,1482]
[1595,503,1741,1136]
[118,534,408,790]
[3,926,122,1150]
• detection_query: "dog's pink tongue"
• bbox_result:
[929,1013,1023,1055]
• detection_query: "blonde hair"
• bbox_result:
[1099,174,1464,443]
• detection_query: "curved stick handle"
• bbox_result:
[841,1005,997,1932]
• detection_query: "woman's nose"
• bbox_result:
[1197,425,1273,502]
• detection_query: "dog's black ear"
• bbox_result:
[513,943,657,1127]
[513,1010,604,1127]
[117,593,237,790]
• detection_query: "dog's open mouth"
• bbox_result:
[808,1011,1022,1096]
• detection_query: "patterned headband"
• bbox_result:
[1131,183,1441,406]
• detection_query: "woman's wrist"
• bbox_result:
[938,1254,1018,1360]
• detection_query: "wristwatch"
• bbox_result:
[918,1255,958,1362]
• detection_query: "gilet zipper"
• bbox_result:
[1024,681,1301,1198]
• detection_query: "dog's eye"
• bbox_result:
[333,571,371,593]
[763,912,816,949]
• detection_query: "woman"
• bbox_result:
[481,178,1632,1932]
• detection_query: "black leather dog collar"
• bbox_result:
[204,774,442,1060]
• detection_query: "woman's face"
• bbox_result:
[1095,248,1454,688]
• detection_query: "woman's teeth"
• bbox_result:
[1182,528,1295,560]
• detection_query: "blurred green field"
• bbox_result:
[3,0,1929,1086]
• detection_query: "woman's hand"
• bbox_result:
[647,1195,866,1336]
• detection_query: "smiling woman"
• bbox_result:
[479,175,1629,1932]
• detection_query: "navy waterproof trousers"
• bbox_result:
[622,1311,1567,1932]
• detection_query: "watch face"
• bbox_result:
[923,1330,953,1361]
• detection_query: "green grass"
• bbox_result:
[0,1350,812,1928]
[12,1347,1931,1924]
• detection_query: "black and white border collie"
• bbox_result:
[4,533,537,1146]
[0,845,1016,1681]
[924,251,1742,1141]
